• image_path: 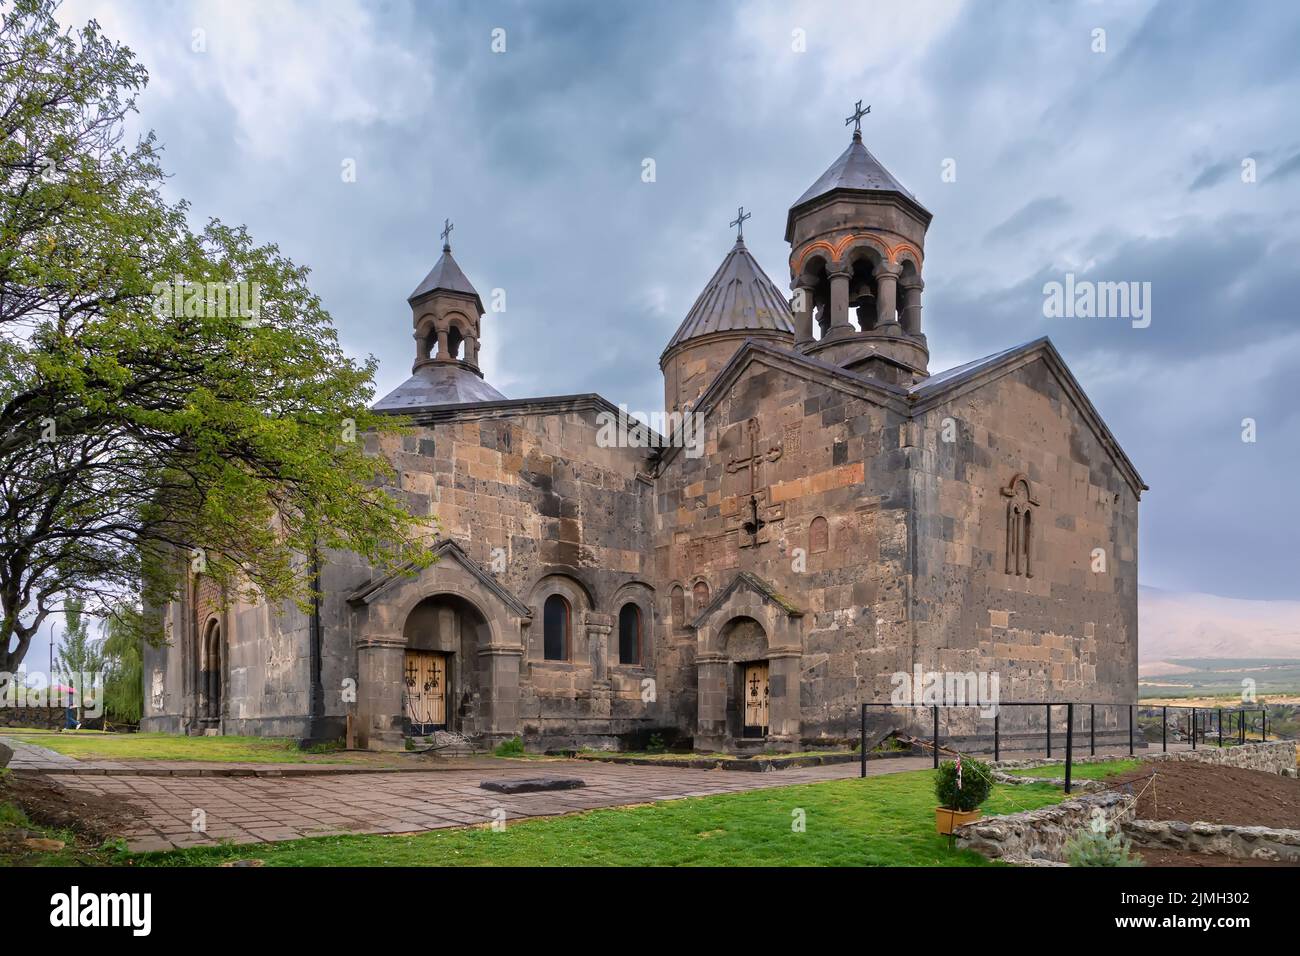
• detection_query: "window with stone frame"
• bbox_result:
[693,581,710,615]
[618,602,642,665]
[543,594,570,660]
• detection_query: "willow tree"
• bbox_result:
[0,0,432,676]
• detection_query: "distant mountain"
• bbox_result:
[1139,585,1300,662]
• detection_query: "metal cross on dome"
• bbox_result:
[440,218,454,250]
[845,100,871,133]
[730,205,751,241]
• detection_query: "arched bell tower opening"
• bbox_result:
[786,103,933,387]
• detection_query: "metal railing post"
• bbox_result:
[1162,705,1167,752]
[1046,704,1051,758]
[1263,708,1267,741]
[1089,703,1095,757]
[1218,708,1223,748]
[860,703,866,779]
[1128,704,1134,756]
[932,705,939,769]
[1065,703,1074,794]
[994,710,1000,762]
[1191,707,1197,750]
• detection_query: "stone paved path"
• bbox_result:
[15,740,1176,853]
[2,738,84,771]
[50,757,918,852]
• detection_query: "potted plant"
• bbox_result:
[934,756,992,834]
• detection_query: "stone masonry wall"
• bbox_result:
[655,358,911,744]
[911,359,1140,739]
[342,403,664,747]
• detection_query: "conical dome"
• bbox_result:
[408,245,484,313]
[785,131,929,240]
[662,237,794,357]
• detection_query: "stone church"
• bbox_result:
[142,120,1145,752]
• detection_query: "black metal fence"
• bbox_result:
[858,700,1277,793]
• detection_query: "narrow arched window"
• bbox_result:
[693,581,710,615]
[543,594,570,661]
[670,585,685,629]
[618,603,641,665]
[809,515,829,553]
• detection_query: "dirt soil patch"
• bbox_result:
[2,771,142,842]
[1106,760,1300,829]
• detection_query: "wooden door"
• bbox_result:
[741,661,769,738]
[403,650,448,732]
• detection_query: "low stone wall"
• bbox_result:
[989,769,1105,792]
[1123,819,1300,863]
[1145,740,1296,776]
[955,791,1134,863]
[0,705,67,730]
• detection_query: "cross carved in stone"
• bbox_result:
[725,418,783,546]
[725,418,782,486]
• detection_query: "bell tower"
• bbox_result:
[373,219,506,413]
[786,102,932,385]
[408,219,485,373]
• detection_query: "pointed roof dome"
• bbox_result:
[408,243,484,313]
[785,130,929,239]
[661,237,794,358]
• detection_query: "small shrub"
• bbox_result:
[1065,829,1144,867]
[646,733,666,753]
[933,757,992,812]
[493,736,525,757]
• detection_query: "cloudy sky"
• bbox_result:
[26,0,1299,665]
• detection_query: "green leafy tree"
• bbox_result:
[0,1,433,676]
[99,599,144,724]
[54,595,102,721]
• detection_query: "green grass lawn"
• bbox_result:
[139,769,1069,867]
[1007,758,1140,781]
[0,730,358,764]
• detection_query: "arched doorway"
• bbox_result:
[402,594,490,736]
[719,616,769,740]
[198,617,222,726]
